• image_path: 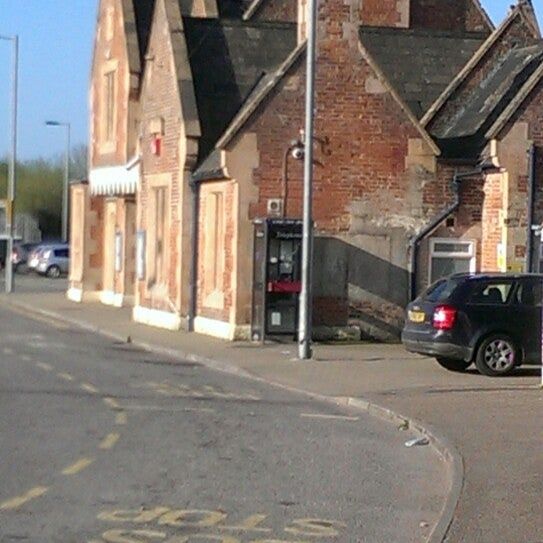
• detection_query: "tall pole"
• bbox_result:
[62,123,70,243]
[298,0,318,360]
[1,34,19,294]
[45,120,70,243]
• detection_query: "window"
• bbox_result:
[466,281,514,305]
[204,191,225,299]
[104,70,116,142]
[154,187,167,284]
[54,249,69,258]
[429,238,475,284]
[421,276,464,303]
[513,279,543,307]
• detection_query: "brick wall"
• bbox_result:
[90,0,133,169]
[360,0,409,28]
[496,79,543,271]
[233,0,459,335]
[138,0,183,313]
[254,0,297,21]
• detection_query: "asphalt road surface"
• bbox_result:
[0,305,446,543]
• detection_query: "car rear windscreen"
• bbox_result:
[421,277,464,303]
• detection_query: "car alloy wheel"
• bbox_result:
[46,265,61,279]
[475,334,517,376]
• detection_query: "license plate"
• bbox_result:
[408,310,425,323]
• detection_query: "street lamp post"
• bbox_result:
[298,0,318,360]
[1,34,19,294]
[45,120,70,243]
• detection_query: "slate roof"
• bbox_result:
[359,26,487,119]
[133,0,156,63]
[182,17,296,162]
[431,43,543,157]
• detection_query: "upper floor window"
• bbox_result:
[104,70,116,143]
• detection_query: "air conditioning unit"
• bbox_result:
[267,198,283,217]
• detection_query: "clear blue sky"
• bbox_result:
[0,0,542,161]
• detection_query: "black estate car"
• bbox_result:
[402,273,543,376]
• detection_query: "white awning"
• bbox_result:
[89,158,140,196]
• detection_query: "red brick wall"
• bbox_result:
[498,78,543,252]
[428,13,538,135]
[360,0,407,27]
[138,0,182,312]
[90,0,133,169]
[236,0,463,332]
[253,0,297,21]
[481,175,503,271]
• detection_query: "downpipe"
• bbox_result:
[526,144,536,272]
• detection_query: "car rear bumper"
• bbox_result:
[402,334,472,361]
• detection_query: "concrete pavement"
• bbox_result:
[1,278,542,542]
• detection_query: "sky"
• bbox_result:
[0,0,542,161]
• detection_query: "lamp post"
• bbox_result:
[298,0,318,360]
[45,120,70,243]
[1,34,19,294]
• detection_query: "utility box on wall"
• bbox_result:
[251,218,303,342]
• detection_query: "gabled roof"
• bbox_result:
[123,0,156,74]
[421,1,541,127]
[434,44,543,139]
[432,42,543,157]
[486,56,543,139]
[182,17,296,162]
[358,26,486,120]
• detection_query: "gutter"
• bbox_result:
[526,144,536,272]
[409,175,461,301]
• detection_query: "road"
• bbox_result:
[0,305,446,543]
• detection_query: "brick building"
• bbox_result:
[70,0,543,341]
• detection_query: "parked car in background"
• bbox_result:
[402,273,543,377]
[11,242,40,272]
[36,244,70,278]
[27,242,62,271]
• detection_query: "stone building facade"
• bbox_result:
[70,0,543,341]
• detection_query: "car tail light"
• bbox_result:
[433,305,457,330]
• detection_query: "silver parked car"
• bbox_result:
[36,245,70,278]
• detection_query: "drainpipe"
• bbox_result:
[526,144,536,273]
[409,173,461,301]
[188,178,199,332]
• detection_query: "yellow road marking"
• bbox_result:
[99,433,120,450]
[0,486,48,510]
[221,514,272,533]
[62,457,94,475]
[81,383,99,394]
[115,412,127,425]
[300,413,359,421]
[58,372,74,382]
[36,362,53,371]
[104,397,121,409]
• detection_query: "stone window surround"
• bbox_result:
[99,58,119,154]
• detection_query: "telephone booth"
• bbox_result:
[251,218,303,341]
